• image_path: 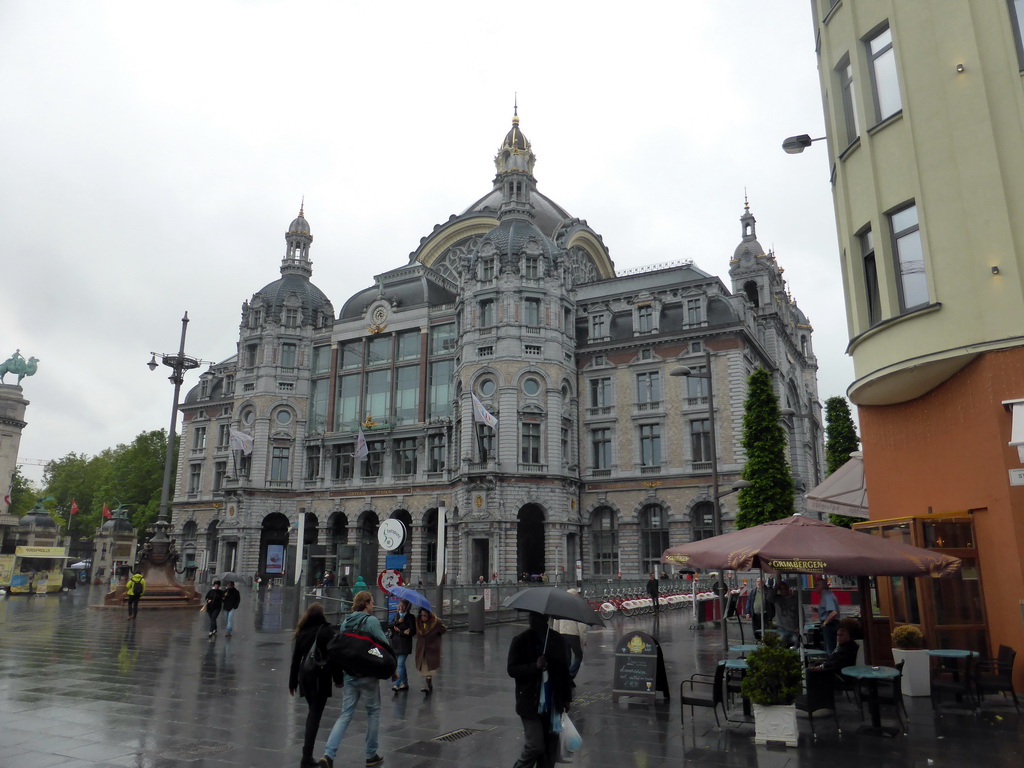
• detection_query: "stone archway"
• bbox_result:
[517,504,546,580]
[259,512,290,580]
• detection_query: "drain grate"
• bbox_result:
[161,739,234,761]
[432,728,485,743]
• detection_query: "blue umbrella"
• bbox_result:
[386,585,432,612]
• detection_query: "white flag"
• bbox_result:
[229,428,254,455]
[353,428,369,461]
[472,393,498,429]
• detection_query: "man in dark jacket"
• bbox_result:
[646,573,660,613]
[507,612,572,768]
[203,581,223,638]
[811,626,859,673]
[222,581,241,637]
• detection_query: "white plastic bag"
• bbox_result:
[557,713,582,762]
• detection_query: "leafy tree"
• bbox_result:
[6,466,38,516]
[824,396,860,475]
[736,369,795,529]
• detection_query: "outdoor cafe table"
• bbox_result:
[928,649,978,705]
[721,658,752,718]
[730,644,759,655]
[843,665,901,736]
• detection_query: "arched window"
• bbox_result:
[640,504,669,576]
[743,281,760,307]
[691,502,715,541]
[182,520,198,541]
[591,508,618,575]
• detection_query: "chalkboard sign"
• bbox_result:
[612,631,669,703]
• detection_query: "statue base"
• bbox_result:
[100,559,201,609]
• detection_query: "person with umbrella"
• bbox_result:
[390,599,415,693]
[507,611,572,768]
[222,581,241,637]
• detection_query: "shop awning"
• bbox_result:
[805,452,869,519]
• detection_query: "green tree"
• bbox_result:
[824,396,860,475]
[7,465,38,516]
[736,369,795,529]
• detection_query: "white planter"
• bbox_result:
[752,702,799,747]
[892,648,930,697]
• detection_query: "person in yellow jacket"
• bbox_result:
[125,570,146,620]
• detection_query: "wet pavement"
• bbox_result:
[0,585,1020,768]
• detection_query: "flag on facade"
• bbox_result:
[353,428,369,461]
[102,504,112,519]
[70,499,79,515]
[472,393,499,429]
[229,428,255,455]
[3,485,11,509]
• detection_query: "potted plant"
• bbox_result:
[740,633,803,746]
[891,624,929,696]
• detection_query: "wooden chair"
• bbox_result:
[680,662,727,728]
[796,668,841,737]
[975,645,1018,711]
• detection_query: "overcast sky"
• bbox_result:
[1,1,852,486]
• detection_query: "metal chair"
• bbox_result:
[975,645,1018,711]
[796,668,841,737]
[857,659,907,733]
[680,662,727,728]
[931,654,976,711]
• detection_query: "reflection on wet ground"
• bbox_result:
[0,585,1020,767]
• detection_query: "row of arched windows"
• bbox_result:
[590,502,715,575]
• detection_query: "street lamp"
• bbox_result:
[781,134,826,154]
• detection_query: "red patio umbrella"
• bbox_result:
[661,514,960,578]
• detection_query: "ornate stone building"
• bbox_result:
[170,116,823,586]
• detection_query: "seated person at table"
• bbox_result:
[767,578,801,648]
[811,627,859,673]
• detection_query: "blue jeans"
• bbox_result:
[395,654,409,688]
[822,621,839,656]
[224,609,235,632]
[324,675,380,759]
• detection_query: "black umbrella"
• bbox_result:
[502,587,604,625]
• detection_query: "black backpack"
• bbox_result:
[326,614,397,679]
[300,626,330,680]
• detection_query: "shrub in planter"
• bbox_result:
[741,632,803,706]
[891,624,924,650]
[891,624,929,696]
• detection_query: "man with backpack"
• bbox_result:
[125,569,146,620]
[319,591,391,768]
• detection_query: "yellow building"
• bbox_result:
[810,0,1024,682]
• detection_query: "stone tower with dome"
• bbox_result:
[169,115,822,588]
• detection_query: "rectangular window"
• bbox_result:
[363,369,391,423]
[394,365,420,425]
[213,461,226,491]
[428,434,446,472]
[430,324,456,356]
[561,424,570,463]
[341,341,362,370]
[305,446,320,481]
[1012,0,1024,70]
[311,345,331,374]
[685,299,702,325]
[309,379,328,433]
[636,371,662,404]
[239,454,251,478]
[861,228,881,326]
[591,314,606,339]
[200,379,209,398]
[686,365,709,399]
[637,305,654,333]
[428,359,454,419]
[364,441,385,478]
[868,25,901,121]
[223,374,234,395]
[524,256,540,278]
[217,424,230,449]
[271,446,290,482]
[332,444,354,480]
[890,204,928,311]
[336,374,360,430]
[366,336,391,367]
[479,299,495,327]
[284,308,299,328]
[836,55,859,146]
[280,342,297,368]
[193,426,207,451]
[393,438,417,476]
[521,422,542,464]
[524,298,541,326]
[474,423,494,460]
[189,464,202,493]
[396,332,420,361]
[690,418,711,463]
[639,424,661,466]
[245,343,258,368]
[592,428,612,469]
[589,377,612,408]
[480,257,495,280]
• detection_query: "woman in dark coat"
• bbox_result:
[289,602,341,767]
[203,580,223,637]
[414,608,447,694]
[390,599,416,693]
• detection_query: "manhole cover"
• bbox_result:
[162,740,233,761]
[432,728,486,743]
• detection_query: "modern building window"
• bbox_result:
[428,434,446,472]
[280,342,297,368]
[524,255,540,278]
[430,324,456,355]
[639,423,661,467]
[364,441,384,478]
[521,422,542,464]
[690,418,711,463]
[367,336,391,367]
[270,446,290,483]
[193,426,207,451]
[592,428,612,470]
[637,305,654,333]
[336,374,360,431]
[477,423,495,460]
[640,504,670,576]
[591,508,618,575]
[309,379,328,433]
[691,501,715,541]
[636,371,662,405]
[1011,0,1024,70]
[363,369,391,423]
[524,298,541,327]
[312,345,331,374]
[867,25,901,121]
[591,314,606,339]
[890,204,928,311]
[396,332,420,361]
[685,298,702,325]
[393,438,417,476]
[589,377,612,409]
[480,257,495,280]
[340,341,362,370]
[332,444,354,480]
[428,359,454,419]
[394,365,420,425]
[860,228,881,325]
[305,447,320,481]
[188,464,202,493]
[479,299,495,327]
[836,55,859,146]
